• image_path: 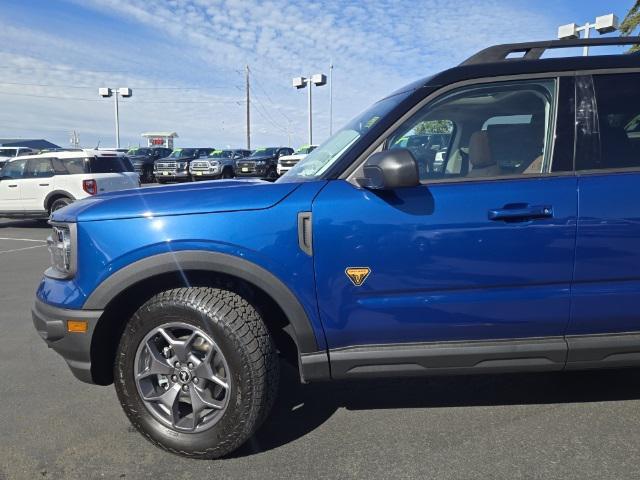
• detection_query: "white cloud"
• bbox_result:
[0,0,558,148]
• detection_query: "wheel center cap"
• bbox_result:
[177,369,191,384]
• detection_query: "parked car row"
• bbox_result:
[126,146,301,183]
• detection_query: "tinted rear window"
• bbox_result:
[90,155,134,173]
[59,156,134,174]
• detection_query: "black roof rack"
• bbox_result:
[461,36,640,66]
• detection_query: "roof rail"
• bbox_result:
[461,36,640,66]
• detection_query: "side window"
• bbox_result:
[51,158,69,175]
[25,158,55,178]
[387,79,556,181]
[63,158,88,174]
[1,159,27,179]
[581,73,640,171]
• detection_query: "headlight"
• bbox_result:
[209,161,219,167]
[46,223,76,279]
[255,160,265,165]
[177,161,187,169]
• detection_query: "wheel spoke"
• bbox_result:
[188,386,224,430]
[193,360,229,390]
[137,341,173,379]
[143,382,181,409]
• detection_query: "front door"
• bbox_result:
[21,158,55,212]
[312,77,578,374]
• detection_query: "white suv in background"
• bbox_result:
[0,149,140,219]
[276,145,317,176]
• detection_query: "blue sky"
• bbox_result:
[0,0,635,149]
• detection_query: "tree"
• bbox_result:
[414,120,452,135]
[621,1,640,52]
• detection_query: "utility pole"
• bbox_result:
[329,60,334,136]
[245,65,251,150]
[69,130,80,148]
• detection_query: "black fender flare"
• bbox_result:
[44,190,75,210]
[83,250,321,355]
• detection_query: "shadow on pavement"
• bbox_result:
[231,361,640,458]
[0,219,49,229]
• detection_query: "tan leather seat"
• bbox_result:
[467,131,501,177]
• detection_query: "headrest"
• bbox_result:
[469,131,493,168]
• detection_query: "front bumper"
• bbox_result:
[32,298,103,384]
[154,170,190,180]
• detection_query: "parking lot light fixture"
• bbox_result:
[292,73,327,145]
[558,13,619,56]
[99,87,132,148]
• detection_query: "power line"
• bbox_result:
[0,91,243,104]
[0,81,237,90]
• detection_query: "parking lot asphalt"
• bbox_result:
[2,217,640,480]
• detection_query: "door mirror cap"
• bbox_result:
[357,148,420,190]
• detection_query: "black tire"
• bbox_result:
[265,167,278,181]
[142,166,155,183]
[114,287,279,459]
[221,168,234,179]
[49,197,72,215]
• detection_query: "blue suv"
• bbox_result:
[33,36,640,458]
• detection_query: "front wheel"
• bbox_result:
[114,287,279,459]
[49,197,72,216]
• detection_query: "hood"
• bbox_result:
[52,179,301,222]
[279,154,305,161]
[243,155,274,162]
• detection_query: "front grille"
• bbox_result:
[155,161,177,172]
[190,161,210,171]
[237,161,256,173]
[280,160,298,167]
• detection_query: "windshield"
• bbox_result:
[0,148,18,157]
[280,91,411,181]
[250,148,277,157]
[208,150,232,158]
[168,149,193,158]
[294,145,316,155]
[126,148,150,156]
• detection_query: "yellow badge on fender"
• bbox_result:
[345,267,371,286]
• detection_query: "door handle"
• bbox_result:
[488,204,553,222]
[39,183,50,187]
[7,184,17,188]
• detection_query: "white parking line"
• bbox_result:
[0,237,47,243]
[0,244,47,254]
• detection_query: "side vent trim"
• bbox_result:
[297,212,313,256]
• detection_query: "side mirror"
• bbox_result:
[357,148,420,190]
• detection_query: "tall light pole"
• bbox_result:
[293,73,327,145]
[329,61,334,136]
[245,65,251,150]
[558,13,619,56]
[99,87,132,148]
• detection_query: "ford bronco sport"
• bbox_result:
[33,36,640,459]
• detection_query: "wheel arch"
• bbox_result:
[44,190,75,211]
[86,250,328,385]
